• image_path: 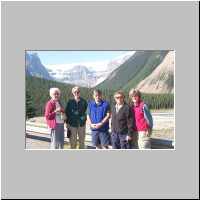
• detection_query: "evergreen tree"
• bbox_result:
[26,89,36,119]
[26,76,174,116]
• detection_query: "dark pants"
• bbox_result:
[92,130,110,147]
[111,132,132,149]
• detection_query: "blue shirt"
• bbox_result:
[87,100,110,132]
[143,104,153,129]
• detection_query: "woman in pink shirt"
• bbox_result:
[129,89,153,149]
[44,88,65,149]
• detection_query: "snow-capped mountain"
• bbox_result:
[25,53,53,80]
[47,64,108,88]
[45,51,135,87]
[107,51,136,72]
[58,65,97,88]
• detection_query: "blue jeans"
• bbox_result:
[111,132,132,149]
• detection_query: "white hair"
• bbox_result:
[71,86,80,94]
[49,87,61,98]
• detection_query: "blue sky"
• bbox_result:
[27,50,133,65]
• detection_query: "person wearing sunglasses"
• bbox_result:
[65,86,88,149]
[111,91,134,149]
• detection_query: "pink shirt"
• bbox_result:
[44,99,57,129]
[132,101,149,132]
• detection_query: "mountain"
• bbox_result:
[47,65,98,87]
[25,53,52,80]
[97,50,169,92]
[45,51,135,87]
[91,52,135,86]
[107,51,135,72]
[60,65,97,87]
[25,51,174,94]
[136,51,174,93]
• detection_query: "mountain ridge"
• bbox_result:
[97,50,169,92]
[136,51,174,93]
[25,53,53,80]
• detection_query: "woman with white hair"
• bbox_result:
[44,87,66,149]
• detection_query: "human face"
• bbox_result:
[52,91,60,101]
[132,95,140,104]
[114,94,124,105]
[93,92,102,103]
[73,90,80,99]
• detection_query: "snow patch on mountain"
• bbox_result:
[44,51,135,87]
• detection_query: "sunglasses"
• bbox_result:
[74,91,80,94]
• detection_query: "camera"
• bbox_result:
[67,128,71,138]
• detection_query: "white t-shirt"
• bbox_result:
[115,104,123,113]
[55,101,64,124]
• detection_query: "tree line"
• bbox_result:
[26,76,174,118]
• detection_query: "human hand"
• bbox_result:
[94,122,103,129]
[90,124,96,129]
[60,108,65,113]
[55,107,61,113]
[147,129,152,137]
[126,135,132,141]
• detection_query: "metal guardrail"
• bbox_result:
[26,112,175,149]
[151,138,174,148]
[26,130,174,149]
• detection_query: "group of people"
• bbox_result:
[44,86,153,150]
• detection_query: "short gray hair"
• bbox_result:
[49,87,60,98]
[72,86,80,94]
[114,90,125,98]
